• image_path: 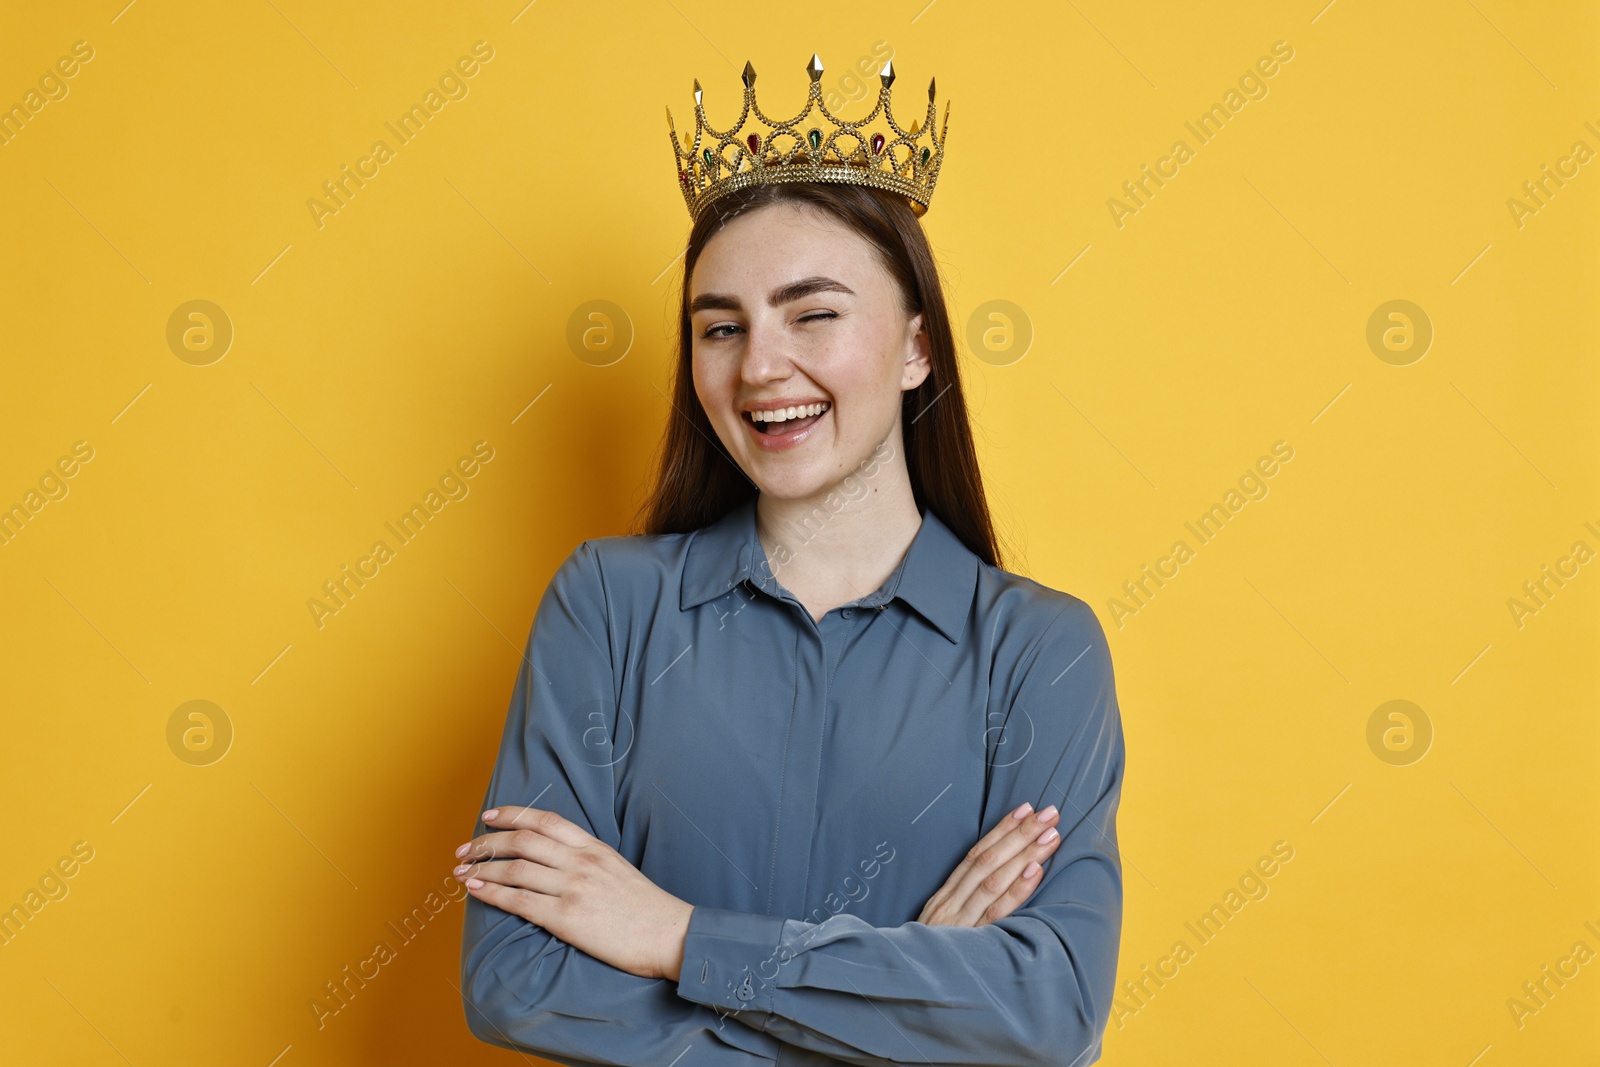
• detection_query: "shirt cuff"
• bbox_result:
[675,905,791,1020]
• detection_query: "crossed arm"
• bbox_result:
[457,545,1125,1066]
[455,794,1066,982]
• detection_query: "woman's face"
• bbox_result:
[689,200,930,503]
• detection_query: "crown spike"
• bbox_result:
[668,53,947,220]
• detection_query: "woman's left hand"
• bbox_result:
[453,805,693,982]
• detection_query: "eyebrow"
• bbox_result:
[688,275,856,315]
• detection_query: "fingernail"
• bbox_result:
[455,843,469,858]
[453,863,470,876]
[465,877,484,889]
[1012,802,1033,819]
[1039,827,1059,844]
[482,809,499,821]
[1035,805,1057,822]
[1023,861,1041,878]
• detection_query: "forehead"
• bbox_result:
[689,202,885,297]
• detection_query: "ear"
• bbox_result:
[901,311,932,391]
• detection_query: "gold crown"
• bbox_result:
[666,53,950,221]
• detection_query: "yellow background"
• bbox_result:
[2,1,1596,1063]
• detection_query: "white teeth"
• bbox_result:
[750,402,829,423]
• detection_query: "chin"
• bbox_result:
[745,466,838,503]
[749,477,824,502]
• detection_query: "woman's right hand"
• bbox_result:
[916,802,1062,927]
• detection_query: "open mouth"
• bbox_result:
[744,402,830,436]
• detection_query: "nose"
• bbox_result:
[739,314,793,386]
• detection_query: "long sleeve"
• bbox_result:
[459,542,777,1066]
[673,598,1126,1067]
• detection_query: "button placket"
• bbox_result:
[767,610,826,922]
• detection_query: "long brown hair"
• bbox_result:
[630,181,1004,570]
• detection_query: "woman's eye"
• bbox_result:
[699,312,835,341]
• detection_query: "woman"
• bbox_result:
[456,66,1124,1067]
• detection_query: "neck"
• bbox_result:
[753,434,922,607]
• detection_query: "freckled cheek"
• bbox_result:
[690,357,730,422]
[813,355,889,436]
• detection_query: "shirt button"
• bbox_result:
[840,608,853,618]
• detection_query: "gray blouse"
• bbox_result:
[460,496,1126,1066]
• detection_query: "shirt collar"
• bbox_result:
[680,496,979,644]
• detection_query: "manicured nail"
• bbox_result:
[1012,802,1033,819]
[1023,861,1041,878]
[465,877,484,889]
[455,843,470,858]
[1035,804,1057,822]
[453,863,470,876]
[1039,827,1059,844]
[482,809,499,821]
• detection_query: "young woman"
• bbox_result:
[454,107,1125,1066]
